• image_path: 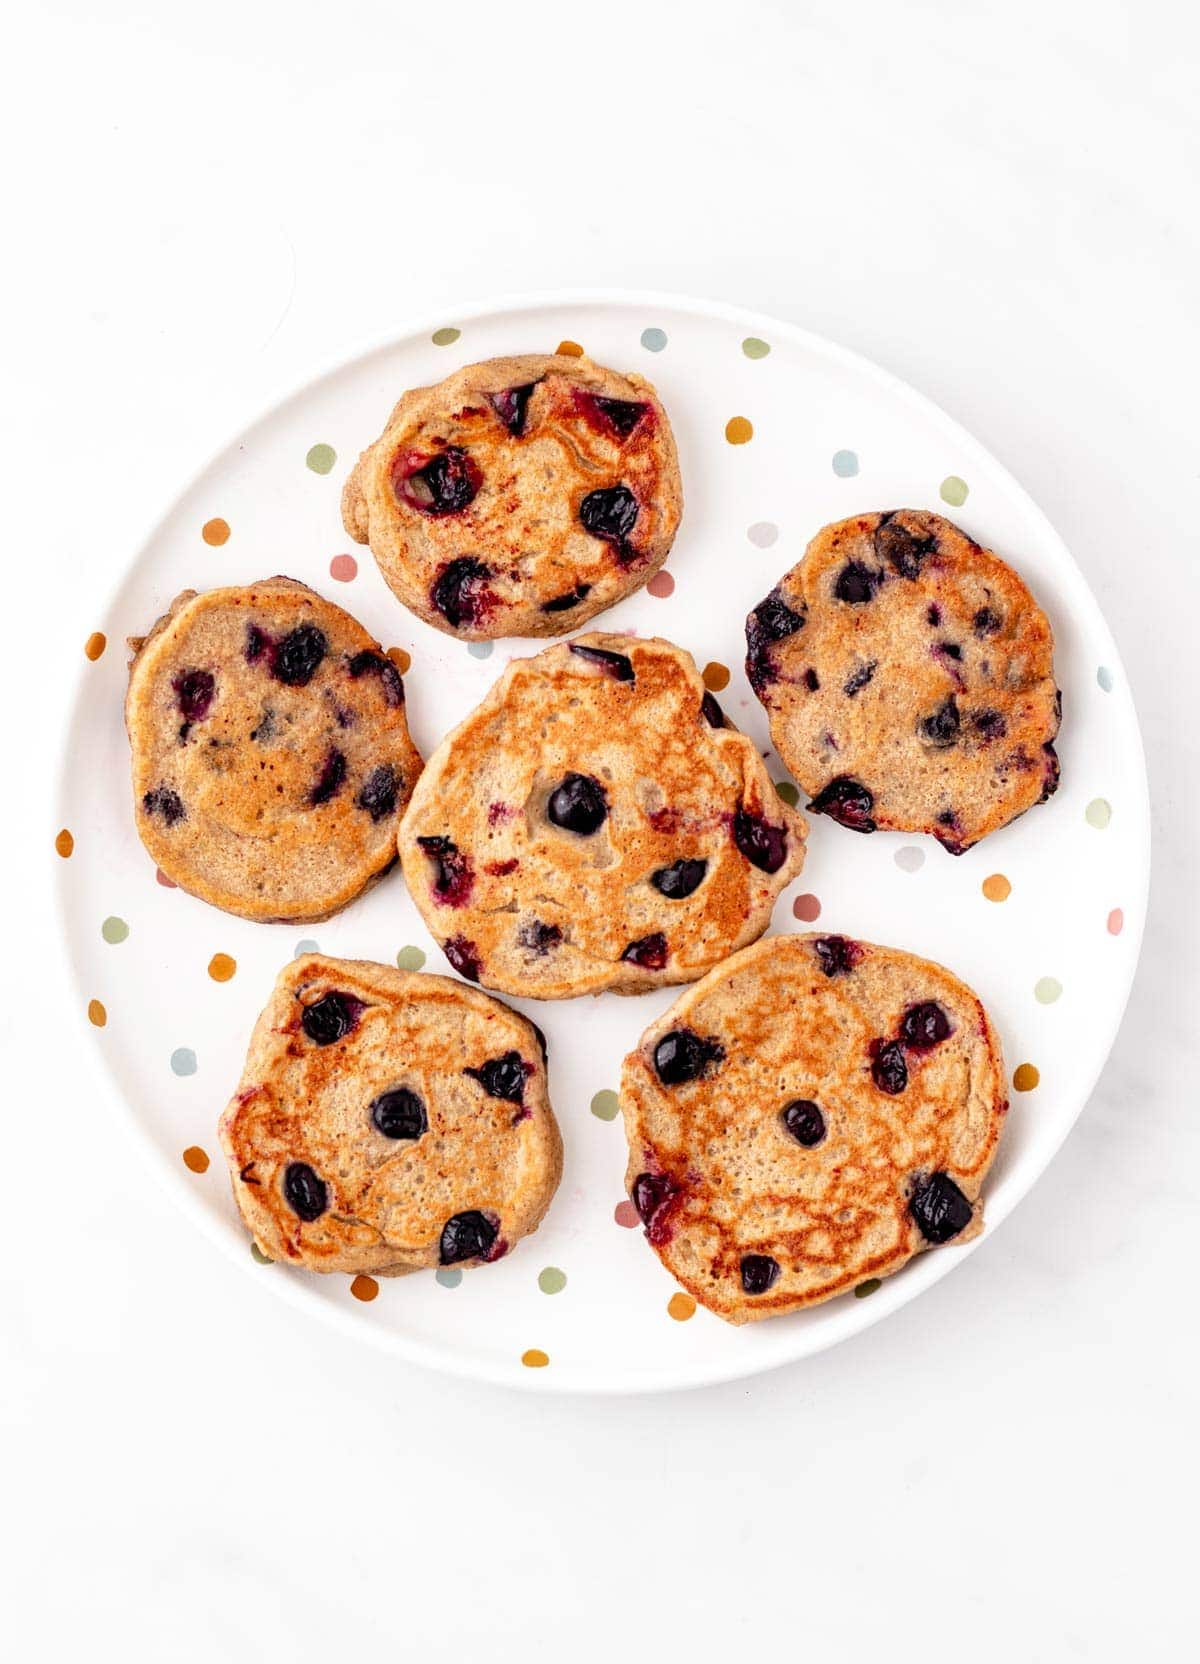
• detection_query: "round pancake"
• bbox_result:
[397,633,807,999]
[341,352,682,639]
[126,578,423,921]
[219,954,562,1275]
[745,510,1060,853]
[620,932,1007,1323]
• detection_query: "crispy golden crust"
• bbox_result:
[620,933,1007,1323]
[219,955,562,1275]
[342,353,682,639]
[397,634,807,999]
[125,579,423,922]
[747,511,1060,853]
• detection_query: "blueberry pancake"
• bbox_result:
[341,352,683,639]
[620,933,1007,1323]
[397,633,807,999]
[219,954,562,1275]
[126,579,423,921]
[746,510,1060,853]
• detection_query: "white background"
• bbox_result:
[4,1,1197,1658]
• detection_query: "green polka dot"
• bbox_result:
[305,443,336,475]
[250,1242,274,1265]
[294,938,320,957]
[1097,666,1114,692]
[101,916,128,944]
[538,1266,567,1295]
[854,1279,882,1298]
[1034,976,1063,1005]
[742,337,770,359]
[467,640,494,659]
[832,449,859,477]
[640,327,667,352]
[1086,797,1112,829]
[939,475,969,507]
[590,1089,620,1122]
[432,327,461,346]
[435,1267,462,1288]
[170,1047,197,1076]
[774,780,799,807]
[396,945,426,972]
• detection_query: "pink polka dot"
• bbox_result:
[646,571,675,599]
[156,869,178,889]
[1107,908,1124,936]
[614,1200,639,1228]
[329,553,358,582]
[792,893,821,922]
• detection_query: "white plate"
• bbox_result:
[57,291,1149,1393]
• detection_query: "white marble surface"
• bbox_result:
[6,1,1196,1657]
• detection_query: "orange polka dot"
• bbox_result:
[725,416,753,445]
[1013,1063,1040,1092]
[55,828,74,858]
[156,868,178,888]
[982,873,1011,903]
[182,1146,210,1174]
[667,1292,696,1321]
[202,517,230,546]
[84,631,106,661]
[207,953,237,982]
[87,999,107,1028]
[386,646,412,674]
[792,893,821,922]
[329,553,358,582]
[351,1274,379,1302]
[1107,908,1124,936]
[647,571,675,598]
[702,662,730,691]
[555,340,584,357]
[522,1348,550,1368]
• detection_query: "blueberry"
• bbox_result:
[733,809,789,873]
[430,556,494,630]
[174,668,215,723]
[920,696,960,748]
[927,604,942,626]
[370,1088,427,1140]
[973,606,1001,635]
[579,485,639,549]
[701,690,727,728]
[871,1040,908,1094]
[651,858,707,899]
[900,1001,952,1050]
[808,775,876,833]
[804,668,820,692]
[357,764,399,822]
[439,1210,498,1264]
[250,707,276,743]
[621,933,669,970]
[548,772,608,835]
[569,642,635,681]
[274,624,327,687]
[283,1162,328,1221]
[301,991,364,1045]
[487,382,538,436]
[541,584,592,614]
[398,446,481,515]
[580,392,648,437]
[973,709,1007,740]
[843,660,877,697]
[909,1172,973,1243]
[782,1099,826,1147]
[348,649,405,707]
[443,936,481,982]
[653,1028,723,1085]
[937,641,962,660]
[1039,743,1061,803]
[814,935,863,977]
[745,588,805,693]
[834,561,883,603]
[875,514,936,579]
[142,786,185,826]
[245,623,269,663]
[518,919,562,954]
[465,1051,531,1104]
[416,835,473,905]
[632,1171,677,1226]
[309,749,346,806]
[740,1254,780,1295]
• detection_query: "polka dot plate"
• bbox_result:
[57,293,1149,1392]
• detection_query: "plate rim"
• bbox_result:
[55,287,1152,1394]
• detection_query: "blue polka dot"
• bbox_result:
[832,449,859,478]
[294,938,320,958]
[435,1268,463,1289]
[171,1047,197,1077]
[1097,666,1114,692]
[640,327,667,352]
[468,641,494,660]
